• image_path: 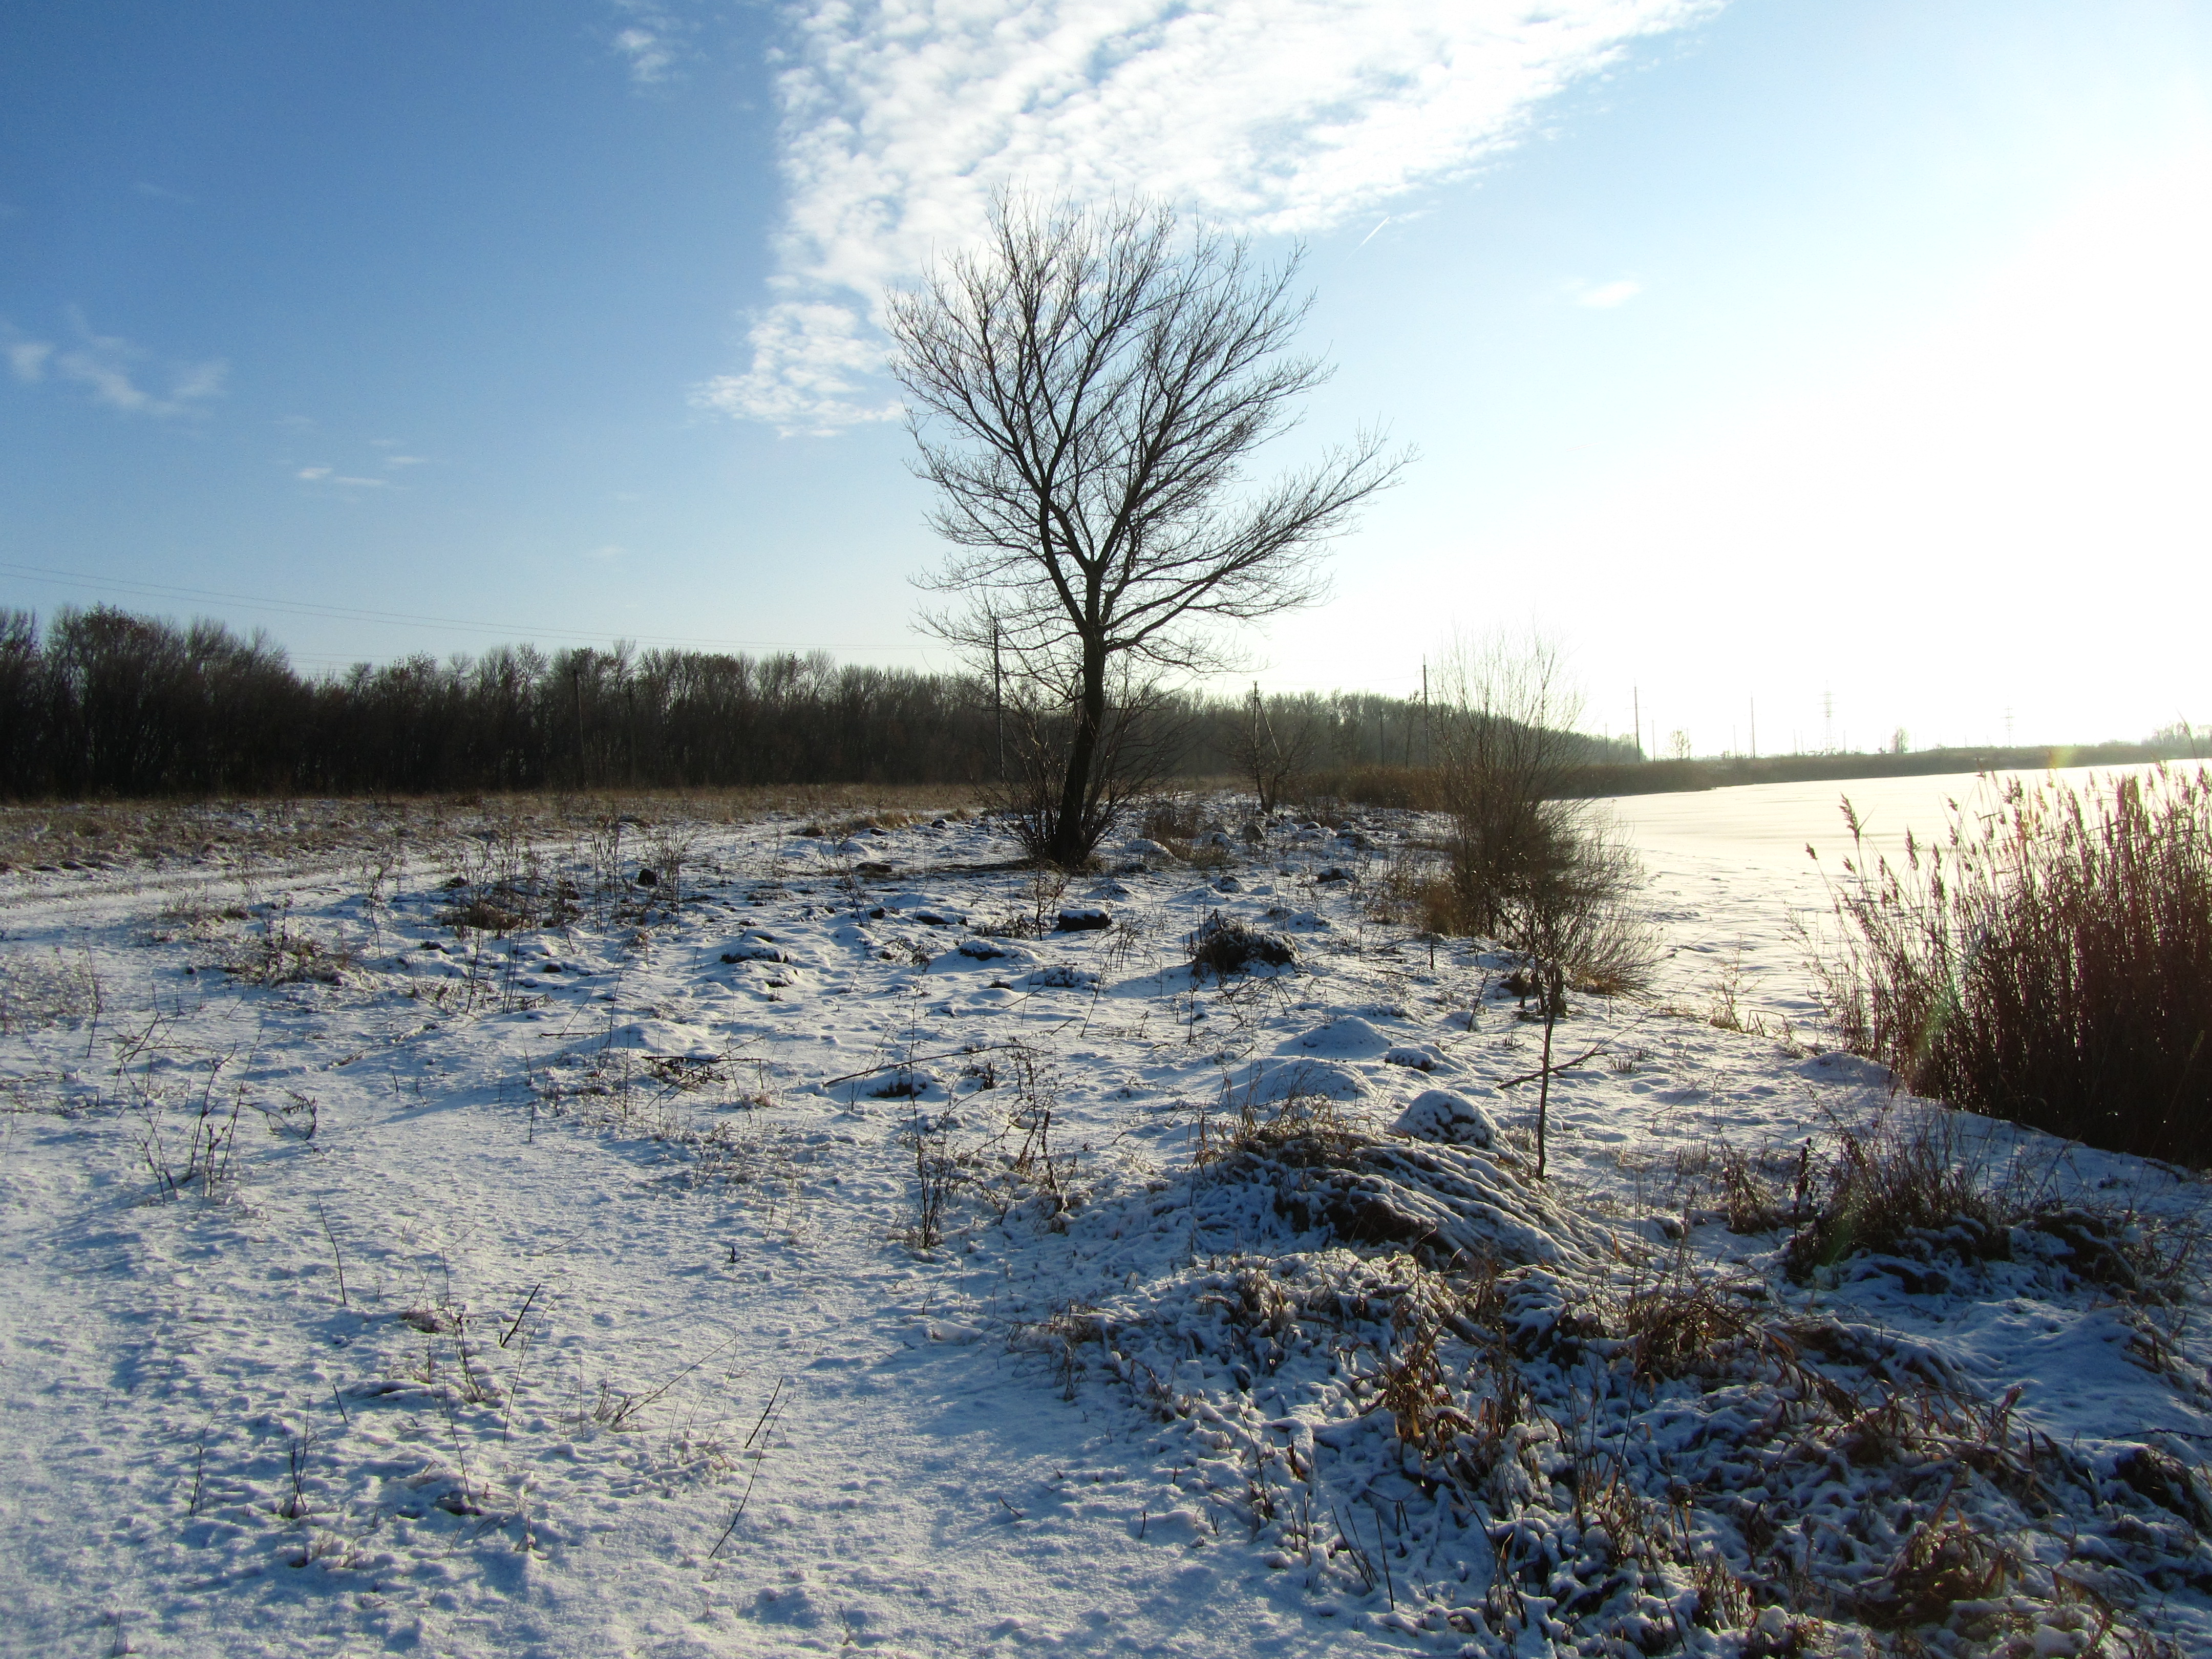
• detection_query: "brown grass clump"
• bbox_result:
[1782,1109,2018,1282]
[1814,765,2212,1164]
[1185,910,1296,981]
[1138,797,1205,844]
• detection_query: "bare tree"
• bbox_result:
[886,194,1404,866]
[1229,684,1315,816]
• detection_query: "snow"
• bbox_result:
[1,778,2207,1656]
[1391,1090,1498,1149]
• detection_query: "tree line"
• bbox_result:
[0,605,1541,800]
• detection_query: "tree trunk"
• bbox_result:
[1049,634,1108,866]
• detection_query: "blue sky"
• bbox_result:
[4,1,2208,755]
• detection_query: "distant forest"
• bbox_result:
[1,606,1604,800]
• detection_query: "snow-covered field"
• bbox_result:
[3,788,2208,1657]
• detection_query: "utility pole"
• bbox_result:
[1421,658,1430,768]
[1750,696,1757,760]
[1632,685,1641,761]
[1823,687,1835,756]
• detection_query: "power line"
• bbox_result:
[0,560,914,655]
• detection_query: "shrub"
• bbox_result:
[1813,767,2212,1164]
[1420,639,1657,999]
[1139,797,1204,843]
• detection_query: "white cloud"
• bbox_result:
[384,454,428,467]
[691,300,903,436]
[133,180,197,206]
[166,359,229,402]
[295,465,390,488]
[1578,278,1644,308]
[6,337,52,382]
[610,2,685,86]
[707,0,1719,431]
[7,310,228,417]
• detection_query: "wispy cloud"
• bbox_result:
[5,311,227,416]
[610,1,686,86]
[295,464,390,489]
[1578,278,1644,308]
[705,0,1719,434]
[7,336,53,382]
[133,180,198,206]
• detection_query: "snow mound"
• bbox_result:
[1011,964,1098,992]
[604,1019,718,1058]
[881,892,966,926]
[1391,1087,1498,1148]
[1055,904,1112,931]
[1275,1142,1595,1264]
[937,935,1039,969]
[719,935,790,963]
[1231,1057,1368,1103]
[1382,1042,1447,1072]
[865,1065,938,1098]
[1292,1015,1393,1057]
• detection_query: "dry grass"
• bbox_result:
[0,783,986,874]
[1294,764,1439,811]
[1781,1107,2028,1282]
[0,947,103,1033]
[1814,766,2212,1164]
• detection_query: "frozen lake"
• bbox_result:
[1605,758,2189,876]
[1598,760,2199,1026]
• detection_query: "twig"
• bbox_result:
[500,1283,542,1348]
[709,1380,789,1559]
[742,1376,785,1450]
[1495,1041,1608,1090]
[1370,1503,1396,1610]
[187,1426,209,1517]
[313,1199,349,1308]
[820,1044,1015,1088]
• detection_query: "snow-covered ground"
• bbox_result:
[2,788,2207,1657]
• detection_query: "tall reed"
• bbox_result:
[1815,767,2212,1164]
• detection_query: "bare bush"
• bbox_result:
[1229,684,1315,815]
